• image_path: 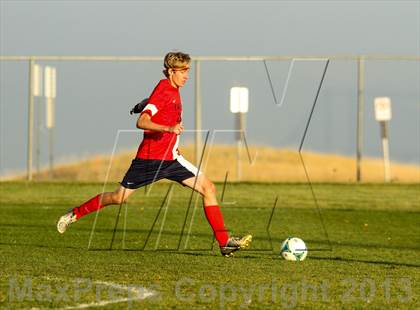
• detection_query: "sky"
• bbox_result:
[0,0,419,176]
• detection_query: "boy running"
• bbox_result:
[57,51,252,257]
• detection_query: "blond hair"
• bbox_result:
[163,52,191,78]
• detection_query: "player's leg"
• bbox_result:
[181,173,218,205]
[181,174,228,241]
[181,174,252,256]
[57,186,135,234]
[73,186,136,218]
[166,156,227,244]
[57,157,166,234]
[175,155,252,256]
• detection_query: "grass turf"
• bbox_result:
[0,181,419,309]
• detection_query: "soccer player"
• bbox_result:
[57,51,252,257]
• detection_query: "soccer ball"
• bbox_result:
[280,237,308,261]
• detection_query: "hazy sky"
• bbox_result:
[1,0,419,55]
[1,0,419,175]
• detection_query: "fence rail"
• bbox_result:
[1,55,420,61]
[1,54,419,181]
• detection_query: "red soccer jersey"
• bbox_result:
[136,79,182,160]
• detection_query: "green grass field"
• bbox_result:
[0,181,419,309]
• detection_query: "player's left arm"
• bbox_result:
[137,113,184,134]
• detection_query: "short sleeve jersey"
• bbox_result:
[136,79,182,160]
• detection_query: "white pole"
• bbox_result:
[27,59,35,181]
[236,112,246,182]
[33,64,43,175]
[46,97,55,176]
[36,96,42,175]
[236,139,241,181]
[236,114,241,181]
[45,66,56,177]
[356,57,365,182]
[380,121,391,182]
[194,60,201,165]
[374,97,392,182]
[230,87,249,182]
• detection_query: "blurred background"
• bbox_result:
[1,1,419,182]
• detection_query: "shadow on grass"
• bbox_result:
[2,224,419,254]
[86,248,273,260]
[303,238,420,252]
[3,241,418,267]
[309,255,420,268]
[0,241,81,249]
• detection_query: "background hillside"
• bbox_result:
[17,145,419,183]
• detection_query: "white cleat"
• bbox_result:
[57,211,77,234]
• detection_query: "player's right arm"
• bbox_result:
[137,113,183,135]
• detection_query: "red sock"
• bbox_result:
[204,205,229,246]
[73,194,105,219]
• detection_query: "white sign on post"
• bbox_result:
[230,86,249,182]
[32,64,43,97]
[373,97,392,182]
[44,66,57,129]
[230,87,249,113]
[374,97,392,121]
[44,66,56,99]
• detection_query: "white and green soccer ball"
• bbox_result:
[280,237,308,261]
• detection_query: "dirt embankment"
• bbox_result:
[11,145,418,183]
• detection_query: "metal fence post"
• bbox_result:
[194,60,202,165]
[356,56,365,182]
[27,58,35,181]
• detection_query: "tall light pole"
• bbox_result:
[27,59,35,181]
[230,87,249,181]
[44,66,56,178]
[356,56,365,182]
[194,60,202,165]
[33,64,43,175]
[374,97,392,182]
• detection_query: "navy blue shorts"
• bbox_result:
[120,155,199,189]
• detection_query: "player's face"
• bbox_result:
[169,65,190,88]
